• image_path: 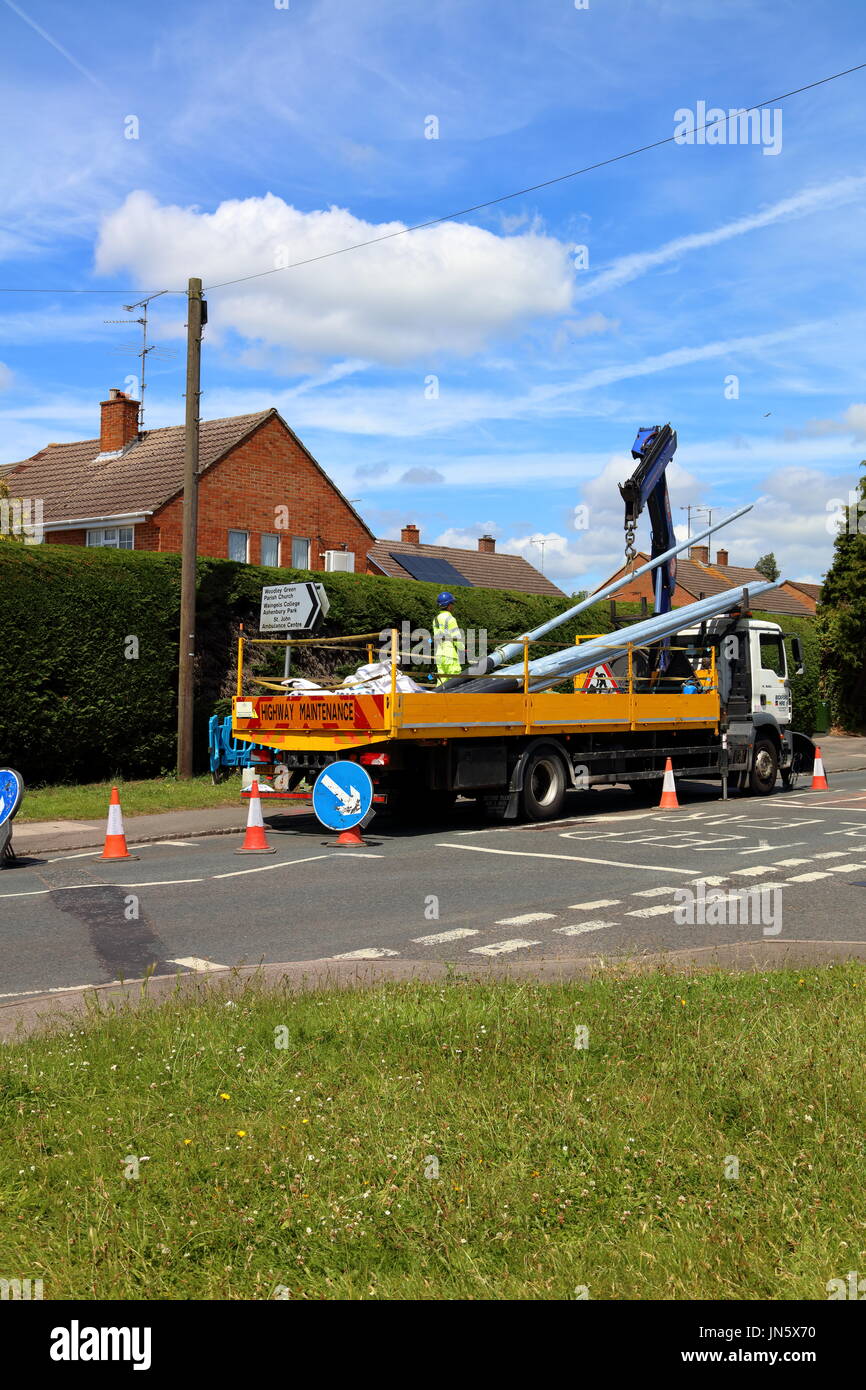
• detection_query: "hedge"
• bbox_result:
[0,544,818,784]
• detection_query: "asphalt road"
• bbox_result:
[2,772,866,1000]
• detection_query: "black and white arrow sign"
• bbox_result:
[259,582,330,633]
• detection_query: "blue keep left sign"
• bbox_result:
[0,769,24,828]
[312,761,374,831]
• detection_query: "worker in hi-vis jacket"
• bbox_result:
[432,591,465,685]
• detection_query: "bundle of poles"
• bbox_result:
[439,504,778,695]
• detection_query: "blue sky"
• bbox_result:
[2,0,866,589]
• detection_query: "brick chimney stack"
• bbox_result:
[478,535,496,553]
[716,548,729,567]
[690,544,709,564]
[401,523,420,544]
[100,388,139,452]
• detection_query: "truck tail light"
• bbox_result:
[359,751,390,766]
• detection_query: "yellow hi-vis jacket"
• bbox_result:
[433,609,465,678]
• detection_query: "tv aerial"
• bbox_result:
[105,290,175,431]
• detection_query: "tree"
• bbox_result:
[754,552,780,582]
[817,463,866,732]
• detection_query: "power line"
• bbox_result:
[204,60,866,291]
[1,58,864,297]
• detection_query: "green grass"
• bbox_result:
[17,774,242,822]
[2,967,865,1300]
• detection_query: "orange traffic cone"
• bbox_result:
[658,757,680,810]
[235,779,276,854]
[98,786,138,860]
[811,745,830,791]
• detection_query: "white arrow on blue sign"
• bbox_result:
[312,762,374,831]
[260,582,330,633]
[0,769,24,828]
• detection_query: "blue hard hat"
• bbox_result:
[437,591,455,606]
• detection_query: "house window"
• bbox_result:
[86,526,134,549]
[228,530,249,563]
[291,536,310,569]
[260,534,280,567]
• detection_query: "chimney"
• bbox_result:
[401,523,420,544]
[478,535,495,553]
[690,544,709,565]
[100,388,139,452]
[716,548,729,567]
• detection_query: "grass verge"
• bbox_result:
[1,966,864,1300]
[17,774,242,822]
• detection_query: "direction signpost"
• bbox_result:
[260,581,330,680]
[312,761,375,847]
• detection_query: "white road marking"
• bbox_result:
[44,850,101,862]
[554,922,615,936]
[0,982,97,1000]
[567,899,621,910]
[331,948,400,960]
[813,851,850,859]
[825,862,866,873]
[170,957,229,972]
[214,853,340,879]
[469,939,541,956]
[690,876,728,886]
[773,858,812,866]
[740,842,807,855]
[626,904,678,917]
[118,878,204,888]
[729,865,779,877]
[632,886,677,898]
[411,928,479,945]
[494,912,557,925]
[787,871,832,882]
[439,844,695,874]
[159,840,200,848]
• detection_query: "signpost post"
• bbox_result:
[259,582,331,682]
[312,761,375,848]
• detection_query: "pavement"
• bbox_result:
[2,766,866,1038]
[10,733,866,857]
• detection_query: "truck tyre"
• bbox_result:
[748,737,779,795]
[520,748,567,821]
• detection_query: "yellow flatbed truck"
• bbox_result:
[230,613,810,821]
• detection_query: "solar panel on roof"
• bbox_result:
[389,552,472,586]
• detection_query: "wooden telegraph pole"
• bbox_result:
[176,277,206,777]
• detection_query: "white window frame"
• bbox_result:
[291,536,310,569]
[260,533,280,568]
[86,526,134,549]
[228,530,249,563]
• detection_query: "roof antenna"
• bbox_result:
[105,290,174,432]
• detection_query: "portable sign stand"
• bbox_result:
[0,768,24,867]
[259,581,331,681]
[312,761,375,848]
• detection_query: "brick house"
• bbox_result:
[590,544,819,618]
[368,523,566,597]
[2,388,374,570]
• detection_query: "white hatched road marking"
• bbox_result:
[632,886,677,898]
[730,865,780,877]
[495,912,557,925]
[825,862,866,873]
[690,876,728,886]
[469,939,541,956]
[787,871,832,882]
[554,922,616,936]
[626,904,678,918]
[411,928,479,945]
[773,858,812,866]
[567,899,621,910]
[170,957,229,972]
[813,851,851,859]
[439,843,695,874]
[331,948,400,960]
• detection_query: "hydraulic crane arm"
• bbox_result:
[619,423,678,616]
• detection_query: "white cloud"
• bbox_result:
[95,191,575,364]
[576,174,866,301]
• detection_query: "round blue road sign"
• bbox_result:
[312,761,374,831]
[0,769,24,828]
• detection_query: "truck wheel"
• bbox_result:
[748,738,779,795]
[520,749,567,821]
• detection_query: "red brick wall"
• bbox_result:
[151,416,374,568]
[594,561,694,609]
[45,529,87,546]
